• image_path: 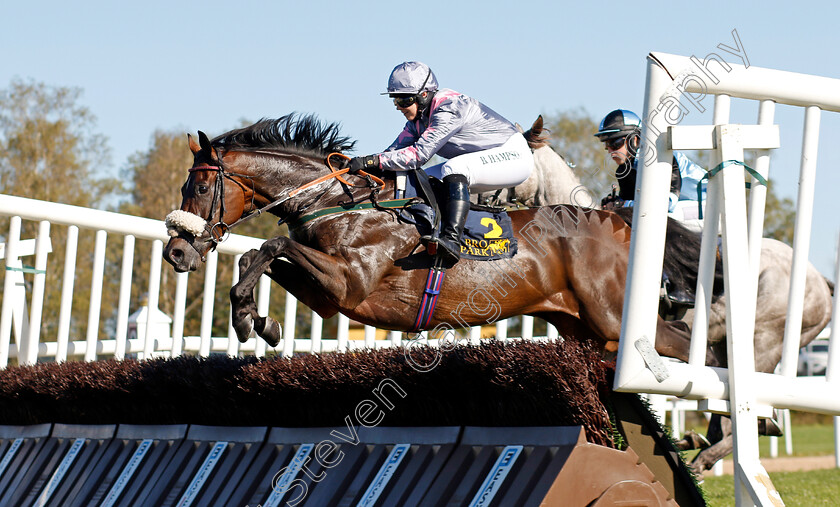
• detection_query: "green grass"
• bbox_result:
[702,468,840,506]
[682,419,837,462]
[678,417,838,505]
[770,424,837,457]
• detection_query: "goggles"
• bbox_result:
[605,136,627,151]
[392,95,418,108]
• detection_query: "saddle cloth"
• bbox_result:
[400,203,517,261]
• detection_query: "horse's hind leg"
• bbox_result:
[691,434,733,475]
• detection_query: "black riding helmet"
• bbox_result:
[594,109,642,141]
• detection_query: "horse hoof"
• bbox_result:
[233,315,254,343]
[681,430,711,450]
[758,418,783,437]
[255,316,282,347]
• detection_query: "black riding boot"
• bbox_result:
[433,174,470,264]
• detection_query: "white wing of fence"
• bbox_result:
[0,194,558,368]
[615,52,839,505]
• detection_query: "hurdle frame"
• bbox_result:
[614,52,840,505]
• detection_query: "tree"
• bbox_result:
[0,79,120,354]
[121,129,192,221]
[762,179,795,244]
[0,78,115,205]
[543,107,615,200]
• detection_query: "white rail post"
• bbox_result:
[255,274,271,357]
[282,293,297,357]
[0,217,24,367]
[614,55,674,391]
[690,94,729,365]
[56,225,79,362]
[114,235,135,361]
[780,106,822,377]
[715,124,773,506]
[142,240,164,359]
[747,100,775,284]
[23,221,50,365]
[311,313,323,354]
[226,254,242,357]
[389,330,402,348]
[469,326,481,346]
[85,230,108,362]
[170,271,189,357]
[521,315,534,341]
[495,320,508,341]
[829,235,840,468]
[337,314,350,351]
[198,249,218,357]
[364,325,376,349]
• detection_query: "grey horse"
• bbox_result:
[500,116,834,474]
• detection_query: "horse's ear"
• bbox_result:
[533,115,544,133]
[188,133,201,155]
[523,115,549,148]
[198,131,212,152]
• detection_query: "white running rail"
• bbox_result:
[0,194,556,367]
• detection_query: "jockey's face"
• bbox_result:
[394,91,427,121]
[605,135,631,165]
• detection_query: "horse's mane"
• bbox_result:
[211,113,356,158]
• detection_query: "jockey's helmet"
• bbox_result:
[383,61,438,111]
[594,109,642,141]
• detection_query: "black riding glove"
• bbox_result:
[600,194,625,211]
[347,155,380,174]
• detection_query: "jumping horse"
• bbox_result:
[162,114,712,365]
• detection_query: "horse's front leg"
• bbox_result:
[231,242,284,345]
[231,236,364,345]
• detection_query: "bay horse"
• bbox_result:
[515,117,834,473]
[162,114,710,365]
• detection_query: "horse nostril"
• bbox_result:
[169,247,184,263]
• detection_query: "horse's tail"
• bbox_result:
[826,277,835,297]
[522,115,550,149]
[614,207,725,301]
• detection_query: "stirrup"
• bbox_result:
[420,233,438,254]
[434,238,461,264]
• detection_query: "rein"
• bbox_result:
[179,151,386,247]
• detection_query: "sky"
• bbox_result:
[2,0,839,278]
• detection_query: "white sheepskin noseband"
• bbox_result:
[165,210,207,237]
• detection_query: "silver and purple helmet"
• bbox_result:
[382,61,439,96]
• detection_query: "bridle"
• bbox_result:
[187,150,257,246]
[170,149,386,251]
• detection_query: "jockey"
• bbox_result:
[596,109,708,305]
[595,109,707,232]
[345,61,534,264]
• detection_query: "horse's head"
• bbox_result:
[163,114,365,272]
[163,131,253,272]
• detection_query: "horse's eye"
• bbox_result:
[197,184,209,195]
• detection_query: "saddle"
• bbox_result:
[398,172,517,261]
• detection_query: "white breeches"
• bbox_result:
[424,133,534,192]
